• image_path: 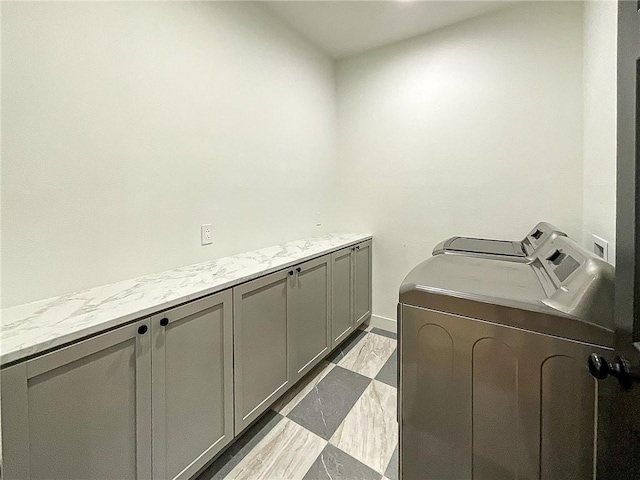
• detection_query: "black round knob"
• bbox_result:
[351,247,356,251]
[296,267,301,273]
[160,318,169,327]
[588,353,609,380]
[356,245,360,250]
[589,354,640,389]
[288,270,294,276]
[138,325,148,335]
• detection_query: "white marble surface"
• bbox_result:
[0,233,371,366]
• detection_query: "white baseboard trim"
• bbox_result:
[366,314,397,333]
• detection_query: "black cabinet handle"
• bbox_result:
[296,267,301,273]
[351,247,356,251]
[138,325,148,335]
[288,270,294,276]
[160,318,169,327]
[356,245,360,250]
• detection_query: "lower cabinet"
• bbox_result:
[331,240,373,348]
[1,240,372,479]
[331,247,355,347]
[233,270,291,434]
[1,291,234,480]
[1,319,153,480]
[151,290,234,480]
[289,255,331,383]
[233,255,332,433]
[354,240,373,326]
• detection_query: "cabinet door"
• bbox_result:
[233,270,290,434]
[290,255,331,383]
[354,240,373,326]
[151,290,233,480]
[1,320,152,480]
[331,247,354,348]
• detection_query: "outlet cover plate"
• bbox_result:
[592,234,609,262]
[201,224,212,246]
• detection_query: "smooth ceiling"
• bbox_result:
[262,1,512,58]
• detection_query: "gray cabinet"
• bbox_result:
[233,270,290,434]
[354,240,372,326]
[151,290,234,480]
[233,255,332,433]
[331,240,372,348]
[0,240,372,480]
[331,247,355,347]
[1,290,235,480]
[1,319,152,480]
[289,255,331,383]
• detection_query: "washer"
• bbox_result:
[398,235,614,480]
[432,221,566,262]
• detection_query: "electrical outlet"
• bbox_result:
[592,234,609,262]
[201,224,212,246]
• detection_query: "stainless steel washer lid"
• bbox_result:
[439,237,526,257]
[400,239,614,347]
[401,254,547,309]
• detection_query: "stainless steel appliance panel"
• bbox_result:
[399,304,610,480]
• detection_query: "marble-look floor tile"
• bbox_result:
[288,366,371,440]
[302,444,381,480]
[326,329,368,364]
[370,327,397,340]
[272,361,335,416]
[196,410,283,480]
[385,444,398,480]
[337,333,396,379]
[224,417,326,480]
[375,349,397,388]
[330,380,398,474]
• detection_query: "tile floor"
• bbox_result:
[197,326,398,480]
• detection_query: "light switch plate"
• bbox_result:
[201,224,212,246]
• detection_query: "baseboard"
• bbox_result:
[366,314,397,333]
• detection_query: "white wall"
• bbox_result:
[1,2,336,307]
[583,0,617,265]
[335,2,585,321]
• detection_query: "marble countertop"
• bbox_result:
[1,233,371,366]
